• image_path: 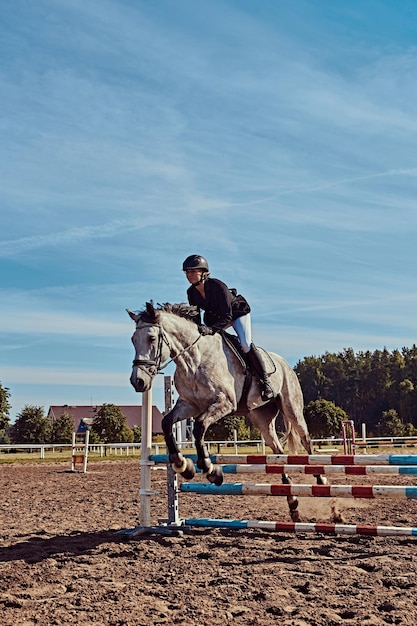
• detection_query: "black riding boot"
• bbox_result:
[246,345,275,402]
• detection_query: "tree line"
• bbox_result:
[2,344,417,444]
[0,393,141,445]
[295,345,417,437]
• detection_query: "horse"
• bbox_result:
[128,301,328,522]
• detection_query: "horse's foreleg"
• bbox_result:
[161,410,195,480]
[193,420,223,486]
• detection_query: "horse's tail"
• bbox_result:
[280,417,302,454]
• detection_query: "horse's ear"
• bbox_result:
[126,309,139,322]
[145,301,156,321]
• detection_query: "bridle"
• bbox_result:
[132,322,201,376]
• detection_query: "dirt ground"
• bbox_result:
[1,460,417,626]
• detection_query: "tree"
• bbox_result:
[91,404,132,443]
[121,424,134,443]
[304,399,348,439]
[206,415,249,441]
[404,422,417,437]
[398,378,414,423]
[132,426,141,443]
[375,409,405,437]
[50,411,75,443]
[11,405,51,444]
[0,382,11,431]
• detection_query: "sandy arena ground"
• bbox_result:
[1,460,417,626]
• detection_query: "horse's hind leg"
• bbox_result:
[249,403,300,522]
[278,391,328,487]
[299,433,328,486]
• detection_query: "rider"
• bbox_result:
[182,254,274,402]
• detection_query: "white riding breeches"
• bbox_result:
[232,314,252,353]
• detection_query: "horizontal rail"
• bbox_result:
[150,453,417,466]
[222,464,417,476]
[150,456,417,476]
[180,482,417,499]
[183,518,417,536]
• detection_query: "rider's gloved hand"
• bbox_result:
[198,325,215,336]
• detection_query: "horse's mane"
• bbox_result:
[138,301,199,324]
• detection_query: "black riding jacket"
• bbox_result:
[187,277,250,332]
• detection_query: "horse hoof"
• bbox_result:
[291,509,301,522]
[171,457,188,474]
[207,466,223,486]
[181,457,196,481]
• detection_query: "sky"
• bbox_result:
[2,0,417,422]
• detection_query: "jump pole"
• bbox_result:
[150,454,417,476]
[152,453,417,538]
[120,419,417,538]
[183,518,417,537]
[151,452,417,466]
[180,482,417,499]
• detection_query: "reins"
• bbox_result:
[157,333,201,371]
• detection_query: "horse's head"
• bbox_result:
[127,302,170,392]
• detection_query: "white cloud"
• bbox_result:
[0,305,128,337]
[255,325,417,366]
[3,365,127,386]
[0,218,162,258]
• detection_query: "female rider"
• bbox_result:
[182,254,274,402]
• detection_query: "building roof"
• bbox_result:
[47,404,164,434]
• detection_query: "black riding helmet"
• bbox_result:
[182,254,209,273]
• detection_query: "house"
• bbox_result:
[47,404,164,435]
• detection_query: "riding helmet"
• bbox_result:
[182,255,209,272]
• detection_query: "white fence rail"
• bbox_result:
[0,443,142,459]
[1,435,417,459]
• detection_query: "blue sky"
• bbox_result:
[2,0,417,422]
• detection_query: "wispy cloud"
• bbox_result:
[3,366,128,386]
[0,219,161,258]
[0,294,129,336]
[269,167,417,197]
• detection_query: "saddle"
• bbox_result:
[220,331,248,369]
[220,331,274,412]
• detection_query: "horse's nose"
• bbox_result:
[130,372,143,391]
[130,370,150,392]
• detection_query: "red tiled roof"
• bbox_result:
[47,405,163,434]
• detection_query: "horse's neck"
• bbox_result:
[162,315,198,353]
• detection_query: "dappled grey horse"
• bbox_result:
[128,302,327,521]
